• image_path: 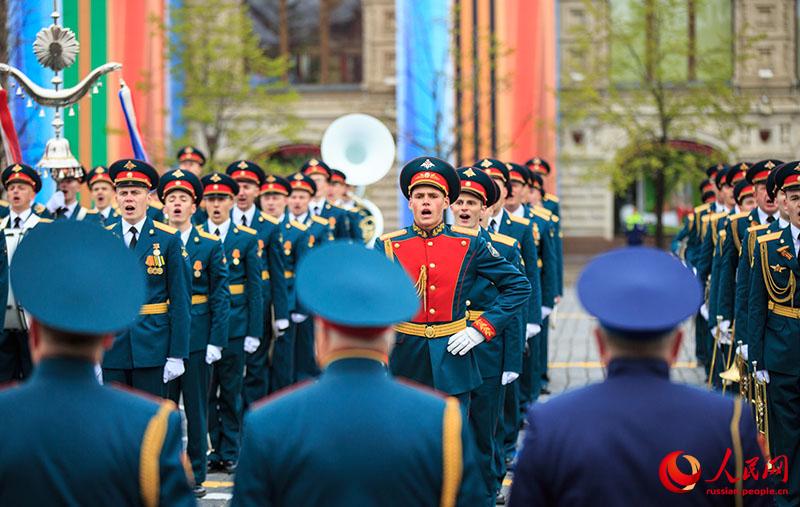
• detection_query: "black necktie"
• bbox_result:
[129,226,138,250]
[13,217,21,229]
[767,215,776,223]
[241,215,247,226]
[214,228,221,238]
[489,219,497,233]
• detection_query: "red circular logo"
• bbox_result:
[659,451,702,493]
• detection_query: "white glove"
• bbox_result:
[447,327,485,356]
[719,320,731,335]
[700,303,709,321]
[541,306,553,319]
[718,331,732,346]
[244,336,261,354]
[205,344,222,364]
[94,364,103,385]
[755,370,770,384]
[526,323,542,338]
[45,190,65,213]
[291,313,308,324]
[501,371,519,385]
[736,344,749,361]
[162,357,185,383]
[275,318,289,331]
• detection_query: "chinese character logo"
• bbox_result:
[659,451,702,493]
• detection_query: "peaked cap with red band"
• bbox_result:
[260,174,291,196]
[176,146,206,166]
[301,158,332,180]
[108,159,159,189]
[158,168,203,204]
[400,156,460,203]
[2,163,42,193]
[456,167,498,207]
[226,160,265,186]
[746,159,783,186]
[201,172,239,198]
[289,173,317,196]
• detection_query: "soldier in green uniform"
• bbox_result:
[283,173,332,382]
[453,166,524,505]
[177,145,206,177]
[200,172,263,474]
[225,161,289,408]
[0,220,194,506]
[102,160,191,398]
[0,163,49,381]
[159,169,230,497]
[260,174,304,391]
[300,159,352,240]
[717,160,781,374]
[748,160,800,505]
[525,157,560,217]
[232,241,483,507]
[376,157,530,409]
[329,168,371,242]
[86,165,120,225]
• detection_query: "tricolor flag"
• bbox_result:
[118,79,148,162]
[0,87,22,165]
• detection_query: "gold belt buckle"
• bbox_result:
[424,325,436,338]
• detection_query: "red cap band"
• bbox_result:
[290,180,315,194]
[231,170,259,184]
[114,171,153,188]
[409,171,449,195]
[260,183,289,196]
[164,179,196,198]
[460,180,488,202]
[204,183,235,197]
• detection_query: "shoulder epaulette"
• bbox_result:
[489,232,517,247]
[106,222,119,231]
[311,215,329,226]
[747,223,770,234]
[551,215,560,223]
[237,225,257,235]
[33,203,46,214]
[290,220,309,232]
[148,201,164,210]
[153,221,178,234]
[758,231,783,244]
[531,207,552,220]
[694,203,711,213]
[38,218,52,224]
[450,225,478,237]
[379,229,407,241]
[687,213,695,222]
[0,199,9,207]
[508,214,531,226]
[197,229,220,241]
[544,193,559,203]
[259,212,279,224]
[729,211,749,221]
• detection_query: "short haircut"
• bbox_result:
[601,326,675,357]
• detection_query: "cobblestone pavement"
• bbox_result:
[199,257,706,505]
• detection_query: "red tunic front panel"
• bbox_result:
[392,234,472,323]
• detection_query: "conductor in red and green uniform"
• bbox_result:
[376,157,531,407]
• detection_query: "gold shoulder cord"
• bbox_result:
[731,223,742,256]
[140,401,175,507]
[748,232,758,267]
[760,242,795,303]
[440,397,462,507]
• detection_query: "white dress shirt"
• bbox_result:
[792,224,800,256]
[121,217,148,248]
[232,205,256,228]
[757,207,779,225]
[207,219,231,242]
[290,212,309,224]
[8,208,33,230]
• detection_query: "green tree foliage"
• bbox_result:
[561,0,753,246]
[169,0,301,169]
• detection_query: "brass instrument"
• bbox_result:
[707,316,723,389]
[720,323,736,395]
[752,360,771,462]
[719,339,753,402]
